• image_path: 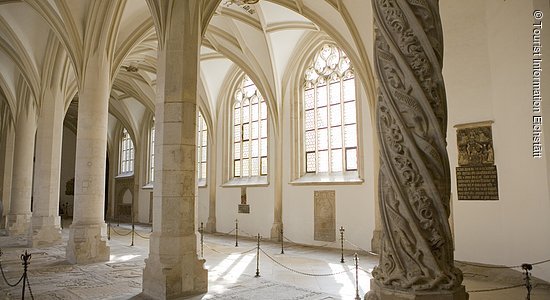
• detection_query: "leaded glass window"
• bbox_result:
[120,128,134,174]
[149,122,155,182]
[197,111,207,181]
[233,75,268,177]
[304,44,357,173]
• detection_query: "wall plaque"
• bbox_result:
[314,190,336,242]
[455,122,499,200]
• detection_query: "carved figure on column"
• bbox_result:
[368,0,467,299]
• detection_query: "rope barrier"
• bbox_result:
[259,247,348,277]
[456,258,550,269]
[0,263,24,287]
[0,249,33,299]
[344,238,378,256]
[109,226,132,237]
[134,230,151,240]
[203,243,256,255]
[467,283,525,293]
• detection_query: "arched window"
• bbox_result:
[148,121,155,183]
[197,111,207,184]
[233,75,268,178]
[120,128,135,174]
[303,44,357,174]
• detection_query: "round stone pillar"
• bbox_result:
[7,103,37,237]
[66,53,111,264]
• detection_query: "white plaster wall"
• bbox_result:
[443,0,550,282]
[59,126,76,216]
[197,186,209,226]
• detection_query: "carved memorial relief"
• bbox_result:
[369,0,467,298]
[314,190,335,242]
[455,123,499,200]
[238,187,250,214]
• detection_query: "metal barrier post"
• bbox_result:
[200,222,204,258]
[280,225,284,254]
[522,263,533,300]
[354,253,361,300]
[21,250,31,300]
[107,220,111,241]
[340,226,345,263]
[131,222,135,247]
[255,234,261,277]
[235,219,239,247]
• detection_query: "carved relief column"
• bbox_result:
[367,1,467,299]
[142,0,207,298]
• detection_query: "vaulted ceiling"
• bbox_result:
[0,0,375,143]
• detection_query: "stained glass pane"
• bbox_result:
[251,104,259,121]
[329,82,340,104]
[261,102,267,119]
[317,107,328,128]
[234,106,241,124]
[305,130,316,152]
[261,138,268,156]
[243,123,250,140]
[305,109,315,131]
[343,78,355,100]
[251,139,259,157]
[201,163,207,179]
[330,104,341,126]
[261,120,267,138]
[234,125,241,142]
[244,85,255,97]
[242,141,249,158]
[331,126,342,148]
[306,152,316,173]
[317,85,327,107]
[234,160,241,177]
[242,105,250,123]
[344,101,356,124]
[344,125,357,147]
[201,148,207,162]
[346,148,358,170]
[317,128,328,150]
[251,121,259,139]
[318,150,329,172]
[234,142,241,159]
[304,89,315,109]
[251,95,258,104]
[261,157,268,175]
[251,157,259,176]
[242,158,249,177]
[331,149,343,172]
[202,131,207,146]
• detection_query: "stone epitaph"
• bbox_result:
[313,190,335,242]
[455,123,499,200]
[368,0,467,299]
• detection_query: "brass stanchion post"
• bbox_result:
[235,219,239,247]
[522,263,533,300]
[255,233,261,277]
[340,226,345,263]
[130,219,135,247]
[21,250,31,300]
[107,220,111,241]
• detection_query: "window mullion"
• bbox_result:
[340,78,346,171]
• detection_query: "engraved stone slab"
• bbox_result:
[456,166,499,200]
[314,190,335,242]
[238,204,250,214]
[456,125,494,166]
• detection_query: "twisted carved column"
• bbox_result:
[368,0,467,299]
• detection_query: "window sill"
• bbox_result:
[198,178,207,188]
[289,172,364,186]
[115,173,134,179]
[222,176,269,187]
[142,183,153,190]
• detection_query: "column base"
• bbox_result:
[270,222,282,241]
[32,216,62,247]
[7,213,31,236]
[66,223,110,264]
[205,218,216,233]
[142,233,207,299]
[370,229,382,254]
[365,280,468,300]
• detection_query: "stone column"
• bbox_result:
[205,138,217,233]
[367,1,467,299]
[31,90,64,246]
[7,103,37,237]
[270,133,283,240]
[0,127,14,229]
[66,52,111,264]
[142,1,207,298]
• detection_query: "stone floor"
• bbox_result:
[0,222,549,299]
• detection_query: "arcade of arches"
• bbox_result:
[0,0,549,299]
